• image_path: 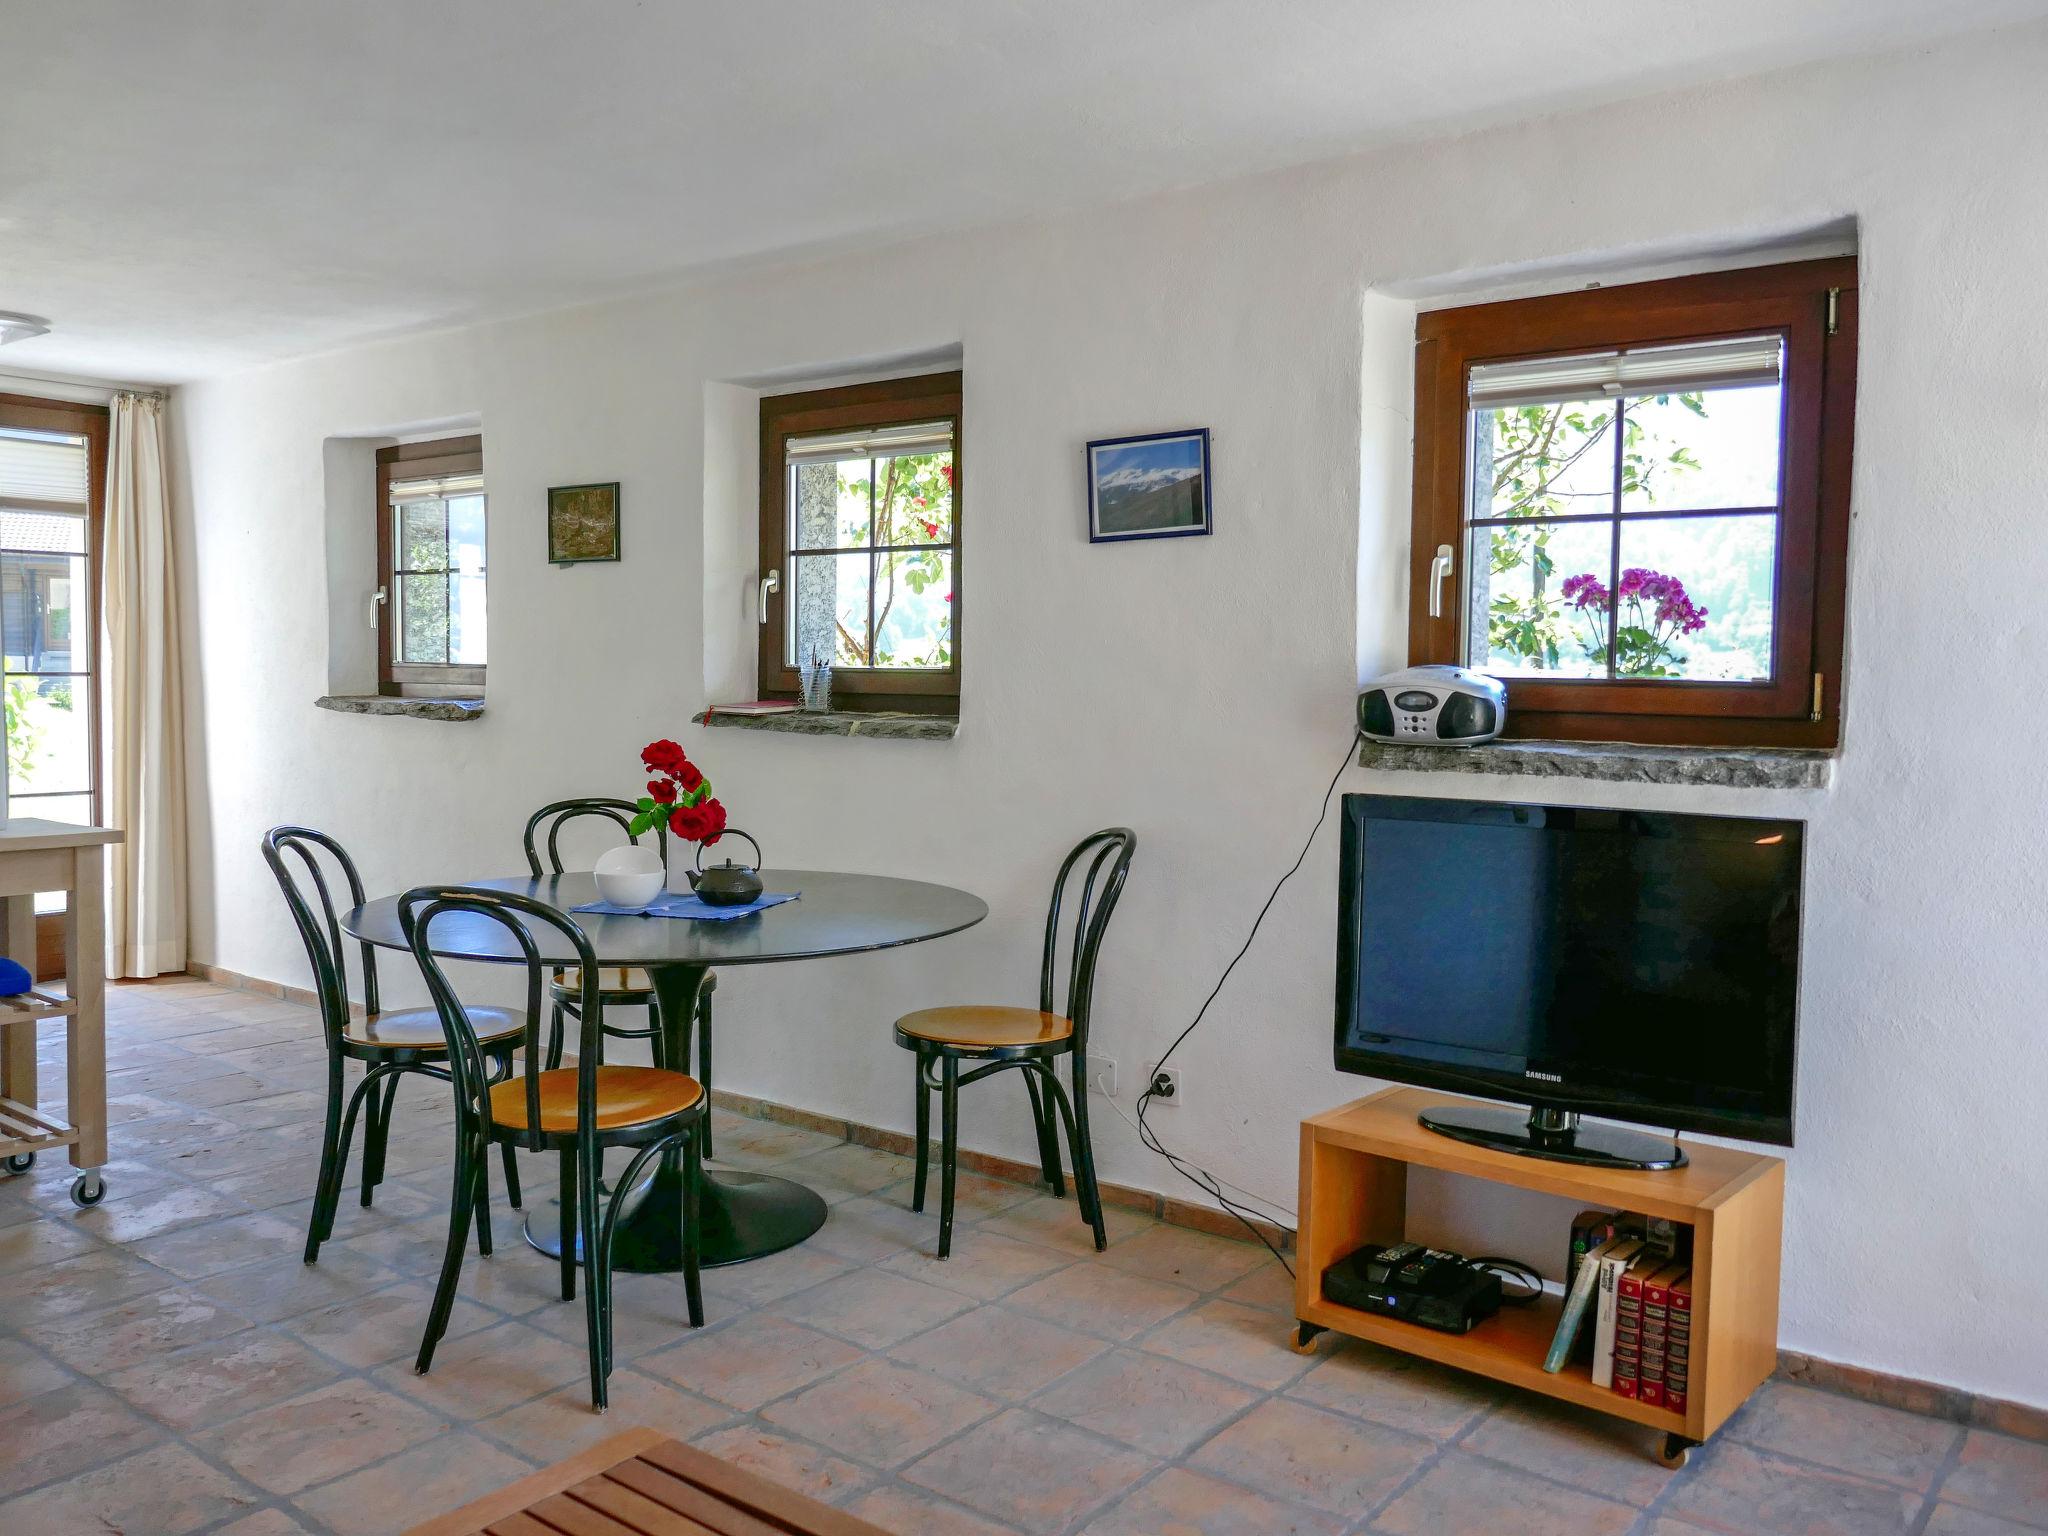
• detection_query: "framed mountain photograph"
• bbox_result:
[1086,428,1211,543]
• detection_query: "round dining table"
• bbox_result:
[343,867,987,1270]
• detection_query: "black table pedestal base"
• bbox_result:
[521,1165,828,1271]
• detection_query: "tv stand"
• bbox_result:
[1419,1103,1687,1171]
[1295,1087,1783,1467]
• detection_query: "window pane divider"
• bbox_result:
[1465,504,1781,529]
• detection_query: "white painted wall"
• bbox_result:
[173,23,2048,1408]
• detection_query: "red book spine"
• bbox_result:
[1612,1267,1644,1398]
[1639,1269,1674,1409]
[1664,1273,1693,1415]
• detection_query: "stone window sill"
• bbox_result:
[701,709,957,741]
[315,694,485,722]
[1358,738,1832,790]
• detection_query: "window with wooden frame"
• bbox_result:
[1409,258,1856,748]
[376,436,486,696]
[758,373,960,713]
[0,393,108,976]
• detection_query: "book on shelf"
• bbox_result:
[1664,1270,1693,1414]
[1612,1250,1651,1398]
[1546,1233,1629,1373]
[1636,1261,1688,1408]
[1591,1241,1647,1389]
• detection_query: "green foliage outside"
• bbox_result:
[834,452,952,668]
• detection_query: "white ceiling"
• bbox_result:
[4,0,2042,383]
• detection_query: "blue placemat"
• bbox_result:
[571,890,800,920]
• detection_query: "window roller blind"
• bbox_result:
[786,420,953,466]
[0,428,89,512]
[389,471,485,502]
[1468,335,1783,409]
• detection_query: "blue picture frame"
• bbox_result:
[1086,428,1212,543]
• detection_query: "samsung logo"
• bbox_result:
[1524,1070,1564,1083]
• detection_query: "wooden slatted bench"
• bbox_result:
[402,1429,896,1536]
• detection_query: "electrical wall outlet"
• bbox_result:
[1148,1066,1181,1105]
[1085,1054,1118,1096]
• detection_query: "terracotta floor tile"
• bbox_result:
[193,1243,400,1322]
[715,1118,845,1167]
[279,1278,494,1369]
[1377,1452,1637,1536]
[0,1338,70,1407]
[688,1422,875,1505]
[192,1376,449,1495]
[810,1194,951,1262]
[844,1482,1028,1536]
[1663,1441,1920,1536]
[1920,1502,2048,1535]
[0,1442,263,1536]
[980,1192,1151,1257]
[903,1408,1153,1536]
[1031,1348,1258,1457]
[375,1317,594,1420]
[778,1142,918,1198]
[1939,1430,2048,1524]
[888,1302,1109,1400]
[773,1265,975,1350]
[1081,1466,1345,1535]
[0,1216,102,1275]
[1284,1338,1500,1440]
[292,1433,537,1536]
[3,1247,168,1326]
[765,1356,1001,1467]
[879,1169,1046,1221]
[76,1181,251,1243]
[1006,1258,1199,1341]
[105,1326,342,1431]
[1096,1224,1267,1291]
[1728,1381,1963,1493]
[1214,1258,1297,1314]
[0,1381,163,1498]
[478,1367,730,1461]
[642,1313,865,1410]
[34,1283,253,1376]
[1138,1297,1317,1390]
[214,1512,321,1536]
[524,1268,705,1359]
[126,1209,307,1279]
[1457,1392,1673,1505]
[698,1240,853,1309]
[1188,1397,1432,1516]
[879,1229,1072,1301]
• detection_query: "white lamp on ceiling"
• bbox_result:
[0,312,51,346]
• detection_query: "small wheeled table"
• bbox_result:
[0,818,122,1209]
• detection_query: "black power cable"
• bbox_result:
[1133,728,1363,1278]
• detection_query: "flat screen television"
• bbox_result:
[1335,794,1802,1169]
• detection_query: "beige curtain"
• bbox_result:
[102,392,187,978]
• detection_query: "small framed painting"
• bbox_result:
[547,481,621,564]
[1086,428,1212,543]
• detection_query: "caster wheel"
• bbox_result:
[5,1152,33,1174]
[1289,1323,1325,1356]
[1657,1433,1695,1470]
[69,1171,105,1208]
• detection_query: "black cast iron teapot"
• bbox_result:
[688,829,765,906]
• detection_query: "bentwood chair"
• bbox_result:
[401,886,707,1411]
[524,799,720,1155]
[894,828,1135,1259]
[263,826,526,1265]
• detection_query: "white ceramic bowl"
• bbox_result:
[592,843,665,909]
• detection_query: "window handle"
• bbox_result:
[757,569,780,625]
[1427,544,1454,620]
[368,584,387,631]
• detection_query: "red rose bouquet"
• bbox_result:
[630,738,727,846]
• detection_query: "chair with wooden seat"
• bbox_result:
[524,799,720,1156]
[894,828,1135,1259]
[263,826,526,1265]
[401,885,707,1411]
